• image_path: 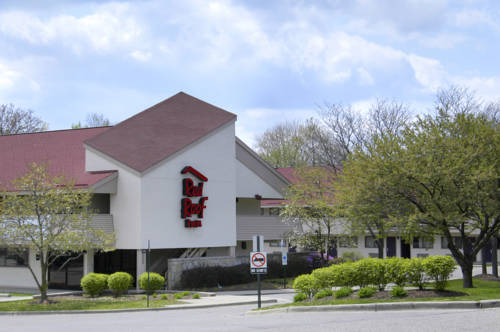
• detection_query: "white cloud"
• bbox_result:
[129,50,152,62]
[0,3,143,54]
[407,54,448,92]
[0,61,20,89]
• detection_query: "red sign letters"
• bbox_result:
[181,166,208,228]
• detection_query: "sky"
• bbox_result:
[0,0,499,147]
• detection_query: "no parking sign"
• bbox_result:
[250,251,267,274]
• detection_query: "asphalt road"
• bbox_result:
[2,305,500,332]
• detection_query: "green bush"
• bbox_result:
[174,291,191,299]
[385,257,408,286]
[108,272,133,297]
[406,257,427,290]
[294,292,308,302]
[354,258,380,288]
[139,272,165,294]
[293,274,320,298]
[192,293,201,299]
[335,287,353,298]
[372,259,390,291]
[390,286,408,297]
[342,251,364,262]
[311,267,336,290]
[337,262,359,287]
[80,273,108,297]
[423,255,456,291]
[358,286,377,298]
[160,294,168,300]
[313,289,334,300]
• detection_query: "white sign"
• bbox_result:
[252,235,264,252]
[250,251,267,274]
[282,252,288,266]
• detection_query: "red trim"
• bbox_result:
[181,166,208,182]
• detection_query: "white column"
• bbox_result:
[228,246,236,257]
[136,249,146,289]
[83,249,94,276]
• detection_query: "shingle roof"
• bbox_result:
[84,92,237,172]
[0,127,115,191]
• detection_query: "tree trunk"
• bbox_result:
[492,236,498,277]
[377,239,384,259]
[39,261,49,303]
[481,247,488,275]
[460,260,474,288]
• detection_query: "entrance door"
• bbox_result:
[401,239,411,258]
[386,237,396,257]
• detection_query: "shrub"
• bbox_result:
[80,273,108,297]
[160,294,168,300]
[423,255,456,291]
[174,291,191,299]
[390,286,408,297]
[108,272,133,297]
[358,286,377,298]
[385,257,408,286]
[372,259,390,291]
[313,289,334,300]
[294,293,308,302]
[293,274,320,298]
[406,258,427,290]
[355,258,379,288]
[139,272,165,294]
[335,287,353,299]
[336,262,359,287]
[342,251,364,262]
[192,293,201,299]
[311,267,336,290]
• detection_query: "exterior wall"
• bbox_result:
[236,159,282,198]
[140,122,236,249]
[236,198,292,242]
[0,249,40,289]
[335,235,483,261]
[86,148,142,249]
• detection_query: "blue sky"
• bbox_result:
[0,0,499,147]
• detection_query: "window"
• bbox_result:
[338,236,358,248]
[260,208,265,216]
[267,241,282,247]
[241,241,247,249]
[269,208,280,216]
[364,236,378,248]
[413,237,434,249]
[0,248,29,267]
[441,237,463,249]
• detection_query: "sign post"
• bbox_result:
[250,235,267,309]
[282,251,288,289]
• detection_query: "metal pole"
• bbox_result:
[284,265,287,289]
[147,240,150,308]
[257,235,261,309]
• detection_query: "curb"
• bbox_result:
[0,298,277,316]
[247,300,500,315]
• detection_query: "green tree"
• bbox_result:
[280,166,338,262]
[0,104,47,135]
[337,93,500,288]
[0,163,114,302]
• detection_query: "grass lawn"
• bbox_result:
[262,279,500,310]
[0,296,180,312]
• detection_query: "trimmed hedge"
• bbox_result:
[108,272,134,297]
[80,273,108,297]
[139,272,165,294]
[292,255,456,295]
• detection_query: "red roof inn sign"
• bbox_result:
[181,166,208,228]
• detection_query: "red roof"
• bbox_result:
[0,127,116,190]
[85,92,237,172]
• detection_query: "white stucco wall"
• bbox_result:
[236,159,282,199]
[0,250,40,289]
[140,122,236,249]
[85,148,142,249]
